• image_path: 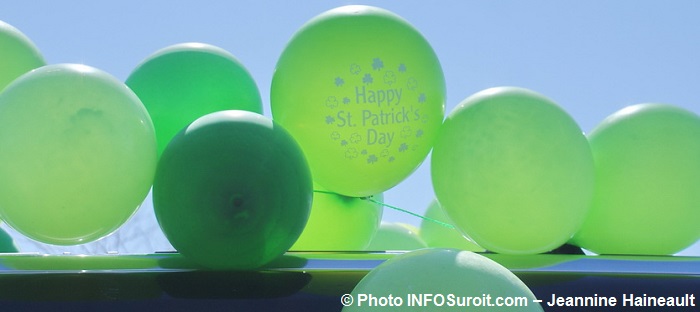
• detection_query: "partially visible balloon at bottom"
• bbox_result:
[365,222,427,251]
[343,248,544,311]
[420,200,484,252]
[290,186,382,251]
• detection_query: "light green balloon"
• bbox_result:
[271,5,445,197]
[431,87,594,254]
[290,185,382,251]
[365,222,427,251]
[420,200,484,252]
[344,248,543,311]
[572,104,700,255]
[0,20,45,91]
[126,42,263,156]
[0,64,157,245]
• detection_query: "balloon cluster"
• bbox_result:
[0,5,446,268]
[0,20,310,270]
[432,87,700,256]
[1,2,698,272]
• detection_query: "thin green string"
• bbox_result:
[313,190,456,230]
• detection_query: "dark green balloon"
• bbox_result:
[153,111,312,270]
[0,227,18,253]
[126,43,263,156]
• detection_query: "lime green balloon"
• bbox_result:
[365,222,427,251]
[0,20,45,91]
[154,110,312,269]
[271,5,445,197]
[420,200,484,252]
[572,104,700,255]
[126,42,263,155]
[344,248,543,312]
[432,87,594,254]
[0,64,156,245]
[290,185,382,251]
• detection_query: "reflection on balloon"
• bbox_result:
[572,104,700,255]
[271,5,445,197]
[290,186,382,251]
[154,111,312,269]
[0,64,157,245]
[420,200,484,252]
[0,20,45,91]
[126,42,263,155]
[343,249,544,312]
[365,222,426,251]
[432,87,594,254]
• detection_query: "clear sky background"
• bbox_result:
[1,0,698,255]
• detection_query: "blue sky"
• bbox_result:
[2,1,699,255]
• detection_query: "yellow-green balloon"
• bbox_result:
[343,248,543,311]
[420,200,484,252]
[432,87,594,254]
[572,104,700,255]
[0,20,45,91]
[271,5,445,197]
[126,42,263,156]
[290,185,382,251]
[0,64,157,245]
[365,222,427,251]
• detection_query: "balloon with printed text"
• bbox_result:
[271,5,445,197]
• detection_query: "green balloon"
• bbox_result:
[365,222,427,251]
[572,104,700,255]
[420,200,484,252]
[290,185,382,251]
[126,42,263,156]
[271,5,445,197]
[432,87,594,254]
[0,227,18,253]
[153,110,312,269]
[0,20,45,91]
[0,64,156,245]
[344,248,543,311]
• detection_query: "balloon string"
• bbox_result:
[313,190,456,230]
